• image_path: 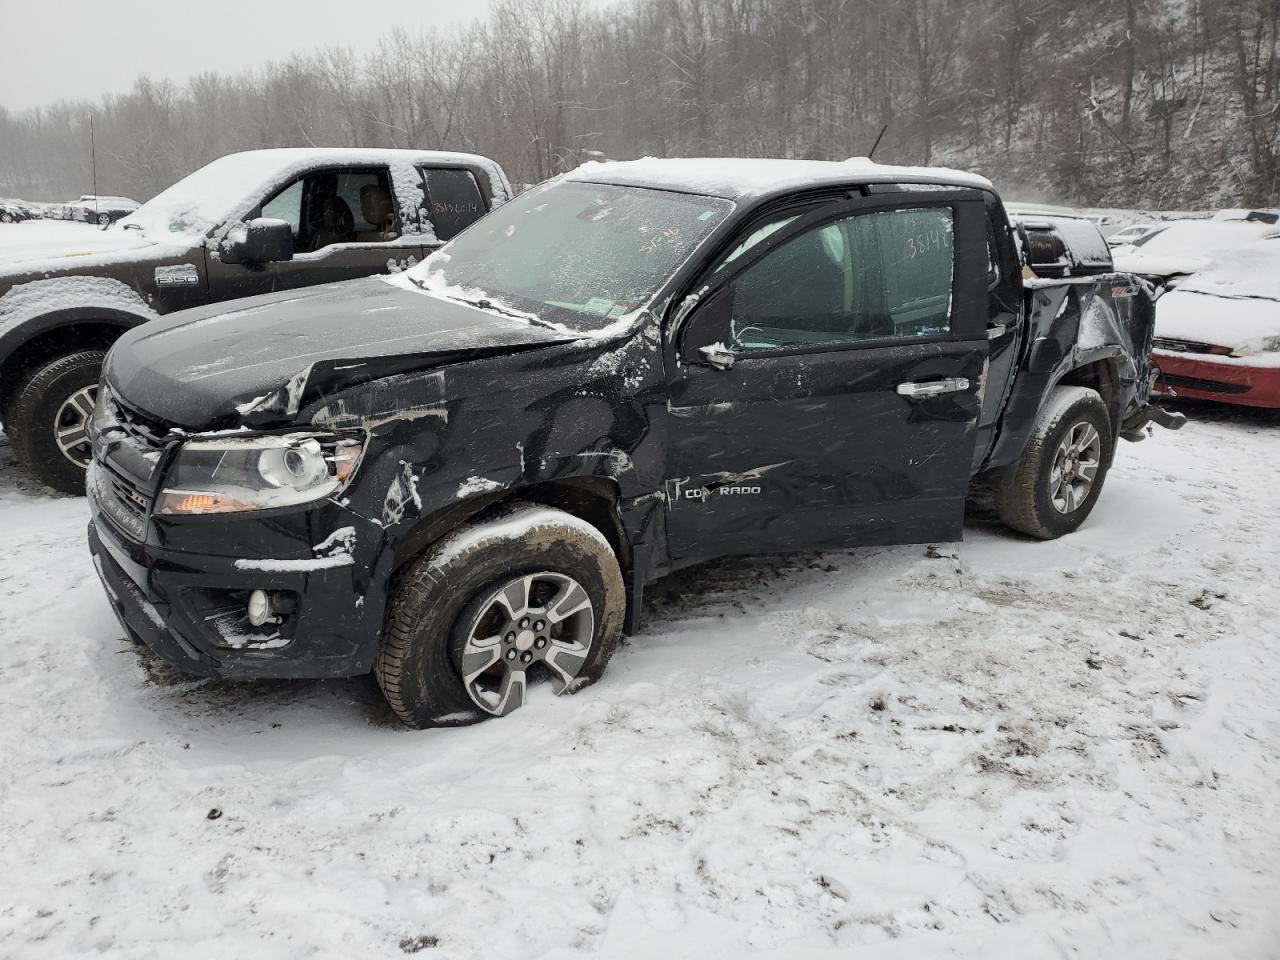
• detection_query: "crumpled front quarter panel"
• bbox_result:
[323,327,666,555]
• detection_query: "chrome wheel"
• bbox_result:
[457,572,595,717]
[54,385,97,468]
[97,213,110,226]
[1049,420,1101,514]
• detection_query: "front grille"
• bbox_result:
[89,462,147,540]
[1153,337,1232,356]
[108,471,152,522]
[1159,373,1252,395]
[90,389,173,541]
[107,392,173,447]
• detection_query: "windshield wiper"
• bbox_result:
[406,275,563,331]
[443,292,530,319]
[122,223,143,232]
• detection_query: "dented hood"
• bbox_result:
[105,275,575,429]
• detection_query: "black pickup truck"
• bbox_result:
[0,147,513,493]
[85,157,1181,728]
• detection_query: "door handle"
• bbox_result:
[896,377,970,398]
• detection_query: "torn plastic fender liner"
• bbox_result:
[232,342,569,431]
[313,369,449,432]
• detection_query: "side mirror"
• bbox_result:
[221,217,294,266]
[679,284,735,367]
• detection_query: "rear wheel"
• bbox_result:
[376,502,625,728]
[9,350,106,495]
[96,212,110,226]
[995,385,1113,540]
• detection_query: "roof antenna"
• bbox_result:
[867,124,888,160]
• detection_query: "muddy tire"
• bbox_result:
[376,502,625,729]
[9,350,106,495]
[995,385,1113,540]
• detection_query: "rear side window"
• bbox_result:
[876,208,954,337]
[420,167,486,241]
[728,205,955,351]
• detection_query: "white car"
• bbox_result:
[75,195,141,226]
[1106,223,1164,247]
[1112,219,1280,283]
[1152,239,1280,408]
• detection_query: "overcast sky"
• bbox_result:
[0,0,507,112]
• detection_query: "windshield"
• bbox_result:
[119,153,290,238]
[403,180,734,333]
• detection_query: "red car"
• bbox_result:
[1152,241,1280,408]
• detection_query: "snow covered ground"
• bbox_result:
[1,403,1278,960]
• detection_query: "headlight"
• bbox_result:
[156,433,363,515]
[1231,335,1280,358]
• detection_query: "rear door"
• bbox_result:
[665,191,990,564]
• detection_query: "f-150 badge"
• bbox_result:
[154,264,200,287]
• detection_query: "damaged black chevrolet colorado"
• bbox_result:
[86,157,1183,728]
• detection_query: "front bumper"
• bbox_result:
[87,469,390,680]
[1153,351,1280,409]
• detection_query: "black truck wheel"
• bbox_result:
[376,502,625,729]
[995,385,1114,540]
[9,350,106,495]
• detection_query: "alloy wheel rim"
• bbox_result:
[1049,420,1101,514]
[54,385,98,468]
[457,572,594,717]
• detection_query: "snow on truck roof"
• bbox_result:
[565,156,993,199]
[120,148,511,242]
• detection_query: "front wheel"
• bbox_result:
[9,351,107,495]
[376,502,625,728]
[994,385,1114,540]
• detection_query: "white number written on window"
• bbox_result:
[906,230,947,259]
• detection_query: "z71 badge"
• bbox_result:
[154,264,200,287]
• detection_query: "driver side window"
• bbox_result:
[258,167,400,255]
[728,206,955,352]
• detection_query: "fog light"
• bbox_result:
[247,589,273,626]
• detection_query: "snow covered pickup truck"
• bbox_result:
[85,158,1182,728]
[0,147,513,493]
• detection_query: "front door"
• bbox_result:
[665,193,991,564]
[205,165,426,301]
